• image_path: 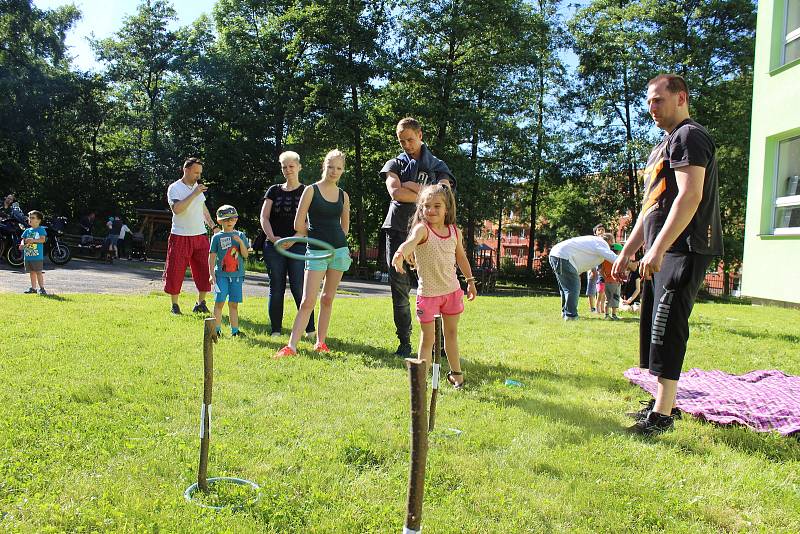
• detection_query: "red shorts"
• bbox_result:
[415,288,464,323]
[163,234,211,295]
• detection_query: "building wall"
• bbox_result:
[742,0,800,304]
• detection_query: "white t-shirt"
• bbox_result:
[550,235,618,273]
[167,179,208,236]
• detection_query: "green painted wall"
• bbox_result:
[742,0,800,304]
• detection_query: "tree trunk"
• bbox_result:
[527,47,545,270]
[274,107,285,179]
[435,1,459,149]
[496,206,503,270]
[465,92,482,268]
[350,80,367,266]
[622,64,639,215]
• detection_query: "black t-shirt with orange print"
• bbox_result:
[640,118,723,256]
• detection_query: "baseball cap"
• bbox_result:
[216,205,238,220]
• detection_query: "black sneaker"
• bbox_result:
[394,342,413,358]
[231,330,243,337]
[171,303,182,315]
[626,399,682,421]
[38,288,47,295]
[24,287,37,294]
[627,410,675,436]
[192,301,210,314]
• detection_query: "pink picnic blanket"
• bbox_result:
[624,367,800,436]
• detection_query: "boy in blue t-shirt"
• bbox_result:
[208,205,250,336]
[20,210,48,295]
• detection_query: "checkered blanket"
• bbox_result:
[624,367,800,436]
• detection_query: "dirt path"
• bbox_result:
[0,258,393,298]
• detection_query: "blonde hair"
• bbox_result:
[321,149,346,178]
[411,183,456,228]
[279,151,300,164]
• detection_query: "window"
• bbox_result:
[773,135,800,235]
[785,0,800,65]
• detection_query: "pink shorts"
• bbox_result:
[597,281,606,293]
[415,288,464,323]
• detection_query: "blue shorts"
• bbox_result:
[215,276,243,303]
[305,246,352,272]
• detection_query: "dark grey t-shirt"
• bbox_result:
[264,184,305,239]
[380,144,454,233]
[640,118,723,256]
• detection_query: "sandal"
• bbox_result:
[446,371,465,389]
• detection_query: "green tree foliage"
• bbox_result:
[0,0,81,212]
[391,0,562,263]
[569,0,755,289]
[0,0,756,281]
[569,0,653,214]
[643,0,756,286]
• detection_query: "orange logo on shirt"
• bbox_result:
[640,159,666,218]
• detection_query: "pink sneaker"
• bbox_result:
[274,346,297,359]
[313,342,330,353]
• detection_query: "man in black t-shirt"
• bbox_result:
[612,74,723,437]
[381,117,454,357]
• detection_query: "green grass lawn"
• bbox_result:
[1,294,798,532]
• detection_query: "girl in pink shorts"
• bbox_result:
[391,184,477,388]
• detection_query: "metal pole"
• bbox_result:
[404,358,428,534]
[198,317,217,492]
[428,314,443,432]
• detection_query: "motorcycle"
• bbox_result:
[0,212,72,267]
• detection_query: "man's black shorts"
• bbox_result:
[639,252,712,380]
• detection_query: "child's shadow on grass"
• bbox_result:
[40,293,69,302]
[237,317,271,336]
[302,336,407,370]
[233,318,405,369]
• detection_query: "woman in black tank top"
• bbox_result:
[260,151,315,337]
[275,150,351,358]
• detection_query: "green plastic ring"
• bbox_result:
[273,236,335,261]
[184,477,261,510]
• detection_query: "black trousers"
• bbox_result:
[639,252,712,380]
[385,229,415,344]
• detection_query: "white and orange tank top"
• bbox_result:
[414,223,461,297]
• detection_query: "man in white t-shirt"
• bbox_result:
[549,235,634,321]
[163,157,220,315]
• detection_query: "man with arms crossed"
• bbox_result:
[381,117,454,357]
[164,157,220,315]
[613,74,723,436]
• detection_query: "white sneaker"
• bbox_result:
[270,332,282,338]
[563,316,578,321]
[304,331,316,339]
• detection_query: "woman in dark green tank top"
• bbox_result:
[307,183,348,249]
[275,150,352,358]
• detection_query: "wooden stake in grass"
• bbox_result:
[198,317,218,492]
[404,358,429,534]
[428,314,443,432]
